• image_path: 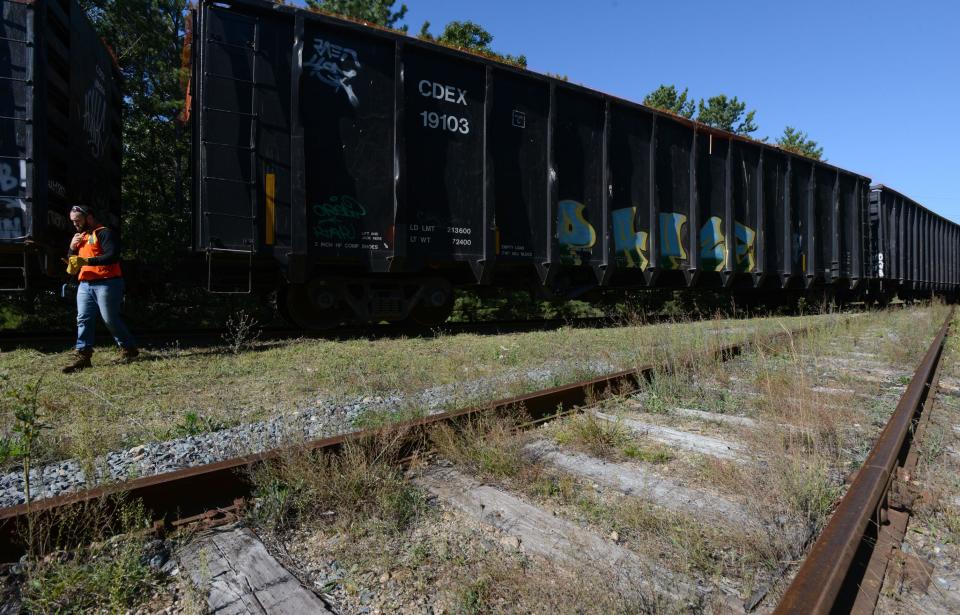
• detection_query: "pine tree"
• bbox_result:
[643,85,695,118]
[418,20,526,67]
[79,0,190,262]
[776,126,824,160]
[305,0,408,30]
[696,95,758,135]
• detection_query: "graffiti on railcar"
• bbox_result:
[83,65,108,159]
[658,212,758,273]
[612,207,649,269]
[0,162,19,194]
[734,223,756,272]
[0,161,26,240]
[557,199,596,265]
[696,217,758,273]
[0,199,25,240]
[699,216,725,272]
[659,212,688,269]
[311,195,386,250]
[305,38,362,108]
[553,203,757,273]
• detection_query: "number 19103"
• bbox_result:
[420,111,469,134]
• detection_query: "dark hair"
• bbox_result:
[70,205,92,216]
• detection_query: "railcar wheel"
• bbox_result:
[282,281,350,330]
[409,282,454,327]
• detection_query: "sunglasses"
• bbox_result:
[70,206,91,216]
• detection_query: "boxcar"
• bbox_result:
[0,0,122,292]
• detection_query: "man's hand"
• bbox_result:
[70,233,84,251]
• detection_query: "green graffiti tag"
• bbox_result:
[313,195,366,243]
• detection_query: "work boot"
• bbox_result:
[62,348,93,374]
[118,347,140,364]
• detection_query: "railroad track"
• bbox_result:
[0,306,950,612]
[775,307,955,614]
[0,322,789,561]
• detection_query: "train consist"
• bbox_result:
[2,0,958,327]
[0,0,122,292]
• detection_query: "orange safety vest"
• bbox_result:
[78,226,122,281]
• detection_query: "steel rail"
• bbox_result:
[0,323,814,561]
[774,306,955,615]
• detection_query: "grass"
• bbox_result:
[552,413,629,457]
[352,403,427,430]
[439,305,951,601]
[424,402,765,584]
[525,467,771,583]
[621,441,674,463]
[548,412,674,462]
[691,306,947,545]
[898,310,960,546]
[553,304,951,600]
[873,310,960,612]
[455,576,493,614]
[6,304,950,613]
[275,486,680,614]
[429,413,529,479]
[21,535,158,613]
[0,312,829,469]
[237,305,949,613]
[15,497,162,614]
[249,429,427,536]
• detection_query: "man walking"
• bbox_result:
[62,205,138,373]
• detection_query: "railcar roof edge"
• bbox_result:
[871,184,960,225]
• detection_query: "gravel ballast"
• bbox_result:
[0,355,623,507]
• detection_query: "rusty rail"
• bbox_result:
[0,322,815,561]
[775,306,955,615]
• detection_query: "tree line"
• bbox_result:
[642,85,823,159]
[304,0,527,66]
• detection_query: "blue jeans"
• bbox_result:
[76,278,137,350]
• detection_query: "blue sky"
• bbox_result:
[306,0,960,221]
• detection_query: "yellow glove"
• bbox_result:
[65,256,89,275]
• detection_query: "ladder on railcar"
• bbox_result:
[0,1,35,291]
[199,6,263,294]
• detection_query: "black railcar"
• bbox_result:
[193,0,915,327]
[184,0,960,326]
[869,185,960,303]
[0,0,122,292]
